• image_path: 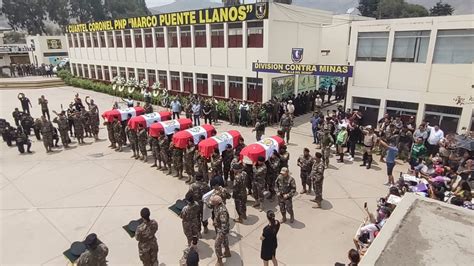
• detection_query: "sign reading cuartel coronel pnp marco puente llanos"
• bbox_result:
[66,2,268,33]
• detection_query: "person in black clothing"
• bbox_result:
[18,93,32,114]
[203,103,212,125]
[347,123,362,160]
[260,210,280,266]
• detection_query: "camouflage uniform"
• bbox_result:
[135,219,159,266]
[106,122,116,147]
[266,155,280,197]
[40,119,54,152]
[180,202,201,244]
[196,154,209,183]
[228,101,237,125]
[184,144,196,179]
[229,156,240,183]
[72,113,85,144]
[112,120,123,150]
[214,202,230,259]
[138,128,148,160]
[53,115,70,147]
[310,160,325,205]
[252,163,267,208]
[251,104,260,126]
[233,171,248,219]
[76,243,109,266]
[158,135,170,170]
[188,180,211,230]
[275,173,297,221]
[212,186,231,204]
[210,153,223,177]
[320,132,333,167]
[144,103,153,114]
[222,149,234,182]
[149,136,160,166]
[254,121,265,141]
[127,126,139,158]
[83,111,92,137]
[279,150,290,172]
[172,145,184,178]
[297,154,314,192]
[89,108,100,139]
[280,113,293,143]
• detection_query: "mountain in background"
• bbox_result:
[149,0,473,15]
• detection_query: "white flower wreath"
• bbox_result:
[139,79,149,94]
[111,76,125,90]
[151,81,161,97]
[125,77,138,94]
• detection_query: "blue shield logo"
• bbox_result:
[291,48,304,63]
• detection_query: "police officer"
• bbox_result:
[232,163,247,223]
[188,173,211,235]
[158,133,170,172]
[211,195,231,266]
[279,111,293,143]
[137,123,148,161]
[135,208,159,266]
[252,156,267,211]
[310,152,325,209]
[53,111,70,148]
[112,116,123,151]
[221,144,234,185]
[297,148,314,194]
[252,118,265,141]
[40,116,54,153]
[276,167,296,223]
[180,193,200,246]
[76,233,109,266]
[184,139,196,183]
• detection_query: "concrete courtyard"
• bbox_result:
[0,86,393,265]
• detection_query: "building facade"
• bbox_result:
[346,15,474,133]
[66,3,360,102]
[26,35,68,66]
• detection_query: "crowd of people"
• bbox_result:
[8,63,56,78]
[1,88,472,266]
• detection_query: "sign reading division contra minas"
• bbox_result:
[67,3,268,33]
[252,62,354,77]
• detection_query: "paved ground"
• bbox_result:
[0,86,394,265]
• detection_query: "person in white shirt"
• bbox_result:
[426,124,444,157]
[286,100,295,117]
[122,96,134,108]
[314,95,323,112]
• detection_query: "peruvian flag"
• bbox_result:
[102,107,145,122]
[173,124,216,149]
[127,111,172,130]
[240,136,285,164]
[198,130,241,158]
[148,118,192,137]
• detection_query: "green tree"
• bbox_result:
[377,0,428,19]
[402,3,429,18]
[70,0,107,23]
[358,0,380,17]
[105,0,150,19]
[429,1,454,16]
[45,0,70,29]
[1,0,47,35]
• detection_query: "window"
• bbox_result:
[77,64,83,77]
[196,73,208,95]
[84,66,90,78]
[212,75,225,97]
[155,28,165,47]
[147,69,156,85]
[433,29,474,64]
[144,29,153,47]
[194,25,206,47]
[127,67,135,78]
[90,66,96,79]
[85,33,92,47]
[228,22,243,48]
[68,34,73,47]
[168,27,178,47]
[71,63,76,75]
[211,24,224,48]
[392,31,430,63]
[247,21,263,48]
[386,100,418,117]
[180,26,191,47]
[96,65,103,80]
[115,31,123,47]
[230,76,244,100]
[158,70,167,89]
[424,104,462,133]
[79,34,84,47]
[170,71,180,91]
[104,66,110,81]
[124,30,132,47]
[92,33,98,47]
[99,32,106,47]
[74,34,79,47]
[111,66,118,78]
[106,32,114,48]
[134,30,143,47]
[356,32,389,61]
[183,72,193,93]
[246,77,261,102]
[137,68,146,81]
[119,67,126,77]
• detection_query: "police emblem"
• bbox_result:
[291,48,304,63]
[255,2,267,19]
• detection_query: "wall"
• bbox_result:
[26,35,68,66]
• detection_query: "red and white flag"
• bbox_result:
[127,111,172,129]
[198,130,241,158]
[148,118,192,137]
[102,107,145,122]
[173,124,216,149]
[240,136,285,164]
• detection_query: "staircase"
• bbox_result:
[0,77,65,89]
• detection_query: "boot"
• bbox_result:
[289,212,295,223]
[203,226,209,234]
[179,171,184,179]
[307,186,312,194]
[312,202,321,209]
[157,162,162,170]
[162,166,168,171]
[168,168,172,175]
[300,184,307,194]
[117,145,122,152]
[140,155,144,161]
[215,258,223,266]
[233,216,243,223]
[173,170,179,177]
[223,247,231,258]
[252,201,260,208]
[281,212,287,223]
[360,153,367,166]
[131,154,136,159]
[367,155,372,169]
[185,176,192,183]
[151,161,157,167]
[143,155,147,162]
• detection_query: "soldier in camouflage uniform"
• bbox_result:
[279,111,293,143]
[210,176,231,204]
[87,99,100,140]
[229,155,240,183]
[72,110,85,144]
[158,133,170,171]
[149,134,160,168]
[252,156,267,211]
[210,148,223,177]
[187,173,211,234]
[40,116,54,152]
[232,163,247,223]
[180,193,201,246]
[196,153,209,183]
[279,145,290,173]
[105,121,116,148]
[172,142,184,179]
[250,103,260,127]
[211,195,231,266]
[184,139,196,183]
[127,125,139,159]
[135,207,159,266]
[82,110,92,138]
[266,150,280,199]
[310,152,325,209]
[276,167,297,223]
[227,99,237,125]
[320,126,334,168]
[252,118,265,141]
[144,102,153,114]
[112,117,123,152]
[137,124,148,161]
[167,141,175,175]
[222,144,234,184]
[52,111,70,148]
[76,233,109,266]
[297,148,314,194]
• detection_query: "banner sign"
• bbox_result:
[252,62,353,77]
[47,39,62,49]
[67,3,268,33]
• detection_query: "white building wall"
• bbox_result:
[26,35,68,66]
